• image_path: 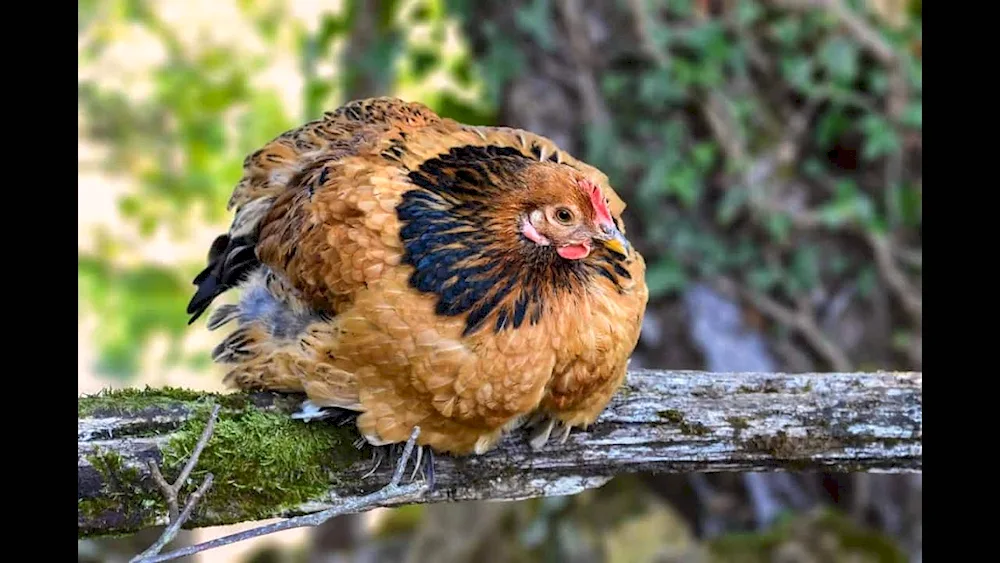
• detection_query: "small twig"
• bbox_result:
[141,427,430,563]
[130,404,221,562]
[625,0,668,68]
[893,245,922,269]
[868,232,922,324]
[176,405,220,491]
[132,474,214,563]
[769,0,897,65]
[146,404,221,521]
[145,464,175,521]
[719,279,853,372]
[821,280,858,333]
[825,0,898,66]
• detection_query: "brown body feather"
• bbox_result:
[189,98,648,455]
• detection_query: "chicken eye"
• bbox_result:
[554,208,574,224]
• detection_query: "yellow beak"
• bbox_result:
[599,225,631,257]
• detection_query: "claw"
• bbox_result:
[557,423,573,444]
[361,447,385,480]
[523,412,548,429]
[410,446,424,483]
[529,418,556,450]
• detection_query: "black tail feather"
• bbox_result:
[187,233,260,325]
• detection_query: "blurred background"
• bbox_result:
[78,0,921,561]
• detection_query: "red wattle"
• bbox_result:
[557,243,591,260]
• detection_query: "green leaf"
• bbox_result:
[717,187,749,226]
[736,0,763,26]
[790,246,820,291]
[691,142,718,170]
[637,157,671,206]
[646,258,688,297]
[815,108,851,148]
[857,266,877,298]
[666,165,702,208]
[514,0,554,51]
[666,0,695,17]
[639,68,686,106]
[887,182,922,228]
[748,267,780,292]
[901,101,922,129]
[802,157,826,179]
[771,17,801,45]
[867,69,889,94]
[818,36,859,83]
[780,55,814,90]
[818,179,877,228]
[685,21,730,63]
[859,114,901,161]
[765,213,792,243]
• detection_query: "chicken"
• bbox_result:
[187,97,648,458]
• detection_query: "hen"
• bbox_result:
[187,97,648,459]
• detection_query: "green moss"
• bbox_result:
[658,409,684,423]
[80,449,163,536]
[658,409,709,436]
[736,380,783,394]
[78,386,251,417]
[726,416,749,440]
[681,421,709,435]
[78,495,121,523]
[80,400,368,537]
[741,430,843,461]
[743,430,795,457]
[161,407,364,523]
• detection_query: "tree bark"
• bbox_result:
[78,369,921,538]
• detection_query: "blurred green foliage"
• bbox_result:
[79,0,921,375]
[79,0,490,378]
[79,2,920,559]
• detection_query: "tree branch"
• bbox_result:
[79,369,922,538]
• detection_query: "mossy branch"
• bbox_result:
[78,369,922,538]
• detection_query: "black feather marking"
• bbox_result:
[612,262,631,280]
[396,144,629,336]
[187,233,261,325]
[211,327,254,363]
[529,143,542,160]
[189,151,338,325]
[207,304,240,331]
[207,234,230,263]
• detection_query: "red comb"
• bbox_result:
[580,179,613,225]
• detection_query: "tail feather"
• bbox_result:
[203,271,360,406]
[186,234,261,325]
[207,304,240,331]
